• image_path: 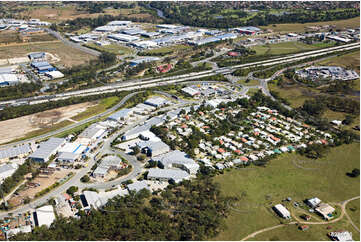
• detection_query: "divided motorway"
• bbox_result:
[0,42,359,108]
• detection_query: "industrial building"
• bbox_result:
[108,33,140,42]
[107,20,132,26]
[127,180,150,193]
[121,28,146,35]
[144,97,168,107]
[129,57,160,66]
[0,163,18,183]
[76,123,106,145]
[0,144,31,162]
[57,142,87,163]
[29,137,66,162]
[136,140,170,157]
[28,52,45,61]
[147,168,191,183]
[107,108,133,122]
[93,155,126,178]
[45,70,64,79]
[33,205,56,227]
[152,150,199,175]
[82,187,129,210]
[235,26,261,35]
[31,61,57,73]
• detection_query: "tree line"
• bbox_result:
[12,174,234,240]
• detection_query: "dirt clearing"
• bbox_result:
[0,102,96,144]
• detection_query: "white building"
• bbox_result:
[153,150,199,175]
[147,168,190,183]
[34,205,56,227]
[273,204,291,219]
[0,163,18,183]
[108,33,139,42]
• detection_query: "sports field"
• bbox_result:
[212,143,360,241]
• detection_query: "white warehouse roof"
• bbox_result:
[35,205,55,227]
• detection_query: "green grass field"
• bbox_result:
[238,79,260,86]
[269,84,312,108]
[71,96,120,121]
[141,44,190,55]
[212,143,360,241]
[346,198,360,228]
[250,41,318,56]
[248,218,360,241]
[86,43,133,55]
[262,16,360,33]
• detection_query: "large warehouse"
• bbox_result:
[29,137,66,162]
[107,34,140,42]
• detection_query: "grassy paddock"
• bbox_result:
[248,218,360,241]
[71,96,120,121]
[212,143,360,241]
[0,41,96,67]
[85,43,133,55]
[262,17,360,33]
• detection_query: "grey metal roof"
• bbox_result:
[100,155,122,168]
[93,166,108,176]
[0,163,17,174]
[107,108,132,121]
[148,168,190,180]
[127,181,149,192]
[29,138,65,161]
[79,124,104,139]
[0,144,31,159]
[31,61,49,67]
[137,140,169,152]
[58,152,79,161]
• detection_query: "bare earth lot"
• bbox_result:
[0,102,95,144]
[8,169,70,207]
[0,41,96,67]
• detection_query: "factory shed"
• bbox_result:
[29,137,65,162]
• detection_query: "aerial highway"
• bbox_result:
[0,42,358,109]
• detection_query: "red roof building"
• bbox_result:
[240,156,249,162]
[228,51,239,57]
[217,148,225,154]
[157,64,172,73]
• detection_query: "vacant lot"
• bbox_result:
[251,41,319,56]
[212,143,360,241]
[262,16,360,33]
[0,31,56,44]
[72,96,120,121]
[142,44,191,55]
[0,102,95,144]
[269,83,314,108]
[320,50,360,71]
[86,43,133,55]
[8,169,70,207]
[0,42,96,67]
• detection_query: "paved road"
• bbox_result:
[45,29,101,57]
